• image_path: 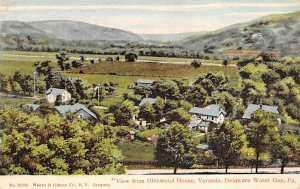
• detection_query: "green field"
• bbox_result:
[0,97,35,108]
[2,50,233,64]
[64,73,161,106]
[1,50,239,107]
[69,61,239,78]
[117,141,155,162]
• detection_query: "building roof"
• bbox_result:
[139,98,157,107]
[281,125,300,132]
[55,103,97,119]
[136,79,155,84]
[199,121,211,127]
[188,82,194,87]
[242,104,279,119]
[189,104,226,117]
[196,144,209,150]
[189,119,201,128]
[25,104,40,111]
[45,88,69,96]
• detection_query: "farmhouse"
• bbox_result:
[189,104,226,132]
[242,104,281,124]
[55,103,97,120]
[46,88,71,104]
[190,104,226,123]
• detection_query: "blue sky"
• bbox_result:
[1,0,300,34]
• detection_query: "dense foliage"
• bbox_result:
[0,107,125,175]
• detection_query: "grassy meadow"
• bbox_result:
[0,97,35,108]
[1,50,239,107]
[69,61,239,78]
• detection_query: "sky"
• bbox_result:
[0,0,300,34]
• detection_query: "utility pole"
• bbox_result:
[97,84,100,106]
[33,71,36,97]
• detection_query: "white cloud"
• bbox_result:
[1,2,300,12]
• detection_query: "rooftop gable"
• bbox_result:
[25,104,40,111]
[139,98,157,107]
[242,104,279,119]
[46,88,69,97]
[136,79,155,84]
[189,104,226,117]
[54,104,97,119]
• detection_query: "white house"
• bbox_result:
[188,104,227,132]
[46,88,71,104]
[189,104,226,124]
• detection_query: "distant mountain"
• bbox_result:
[0,21,51,37]
[139,32,205,42]
[0,20,142,41]
[180,11,300,56]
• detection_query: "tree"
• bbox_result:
[56,52,69,71]
[153,97,166,123]
[191,60,201,69]
[152,81,180,100]
[223,60,229,66]
[261,70,281,85]
[186,85,208,107]
[269,133,300,174]
[208,120,248,173]
[167,108,191,125]
[0,107,125,175]
[125,53,138,62]
[80,55,85,63]
[139,102,156,123]
[155,122,195,174]
[246,109,280,173]
[111,100,138,126]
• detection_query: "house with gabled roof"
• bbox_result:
[189,104,226,124]
[24,104,41,111]
[138,98,157,107]
[46,88,71,104]
[55,103,97,120]
[24,103,97,120]
[242,104,281,124]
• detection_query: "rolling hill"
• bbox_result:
[180,11,300,56]
[0,20,142,41]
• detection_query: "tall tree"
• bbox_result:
[155,122,195,174]
[208,120,248,173]
[139,102,156,123]
[269,133,300,174]
[167,108,191,125]
[246,109,280,173]
[191,60,201,69]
